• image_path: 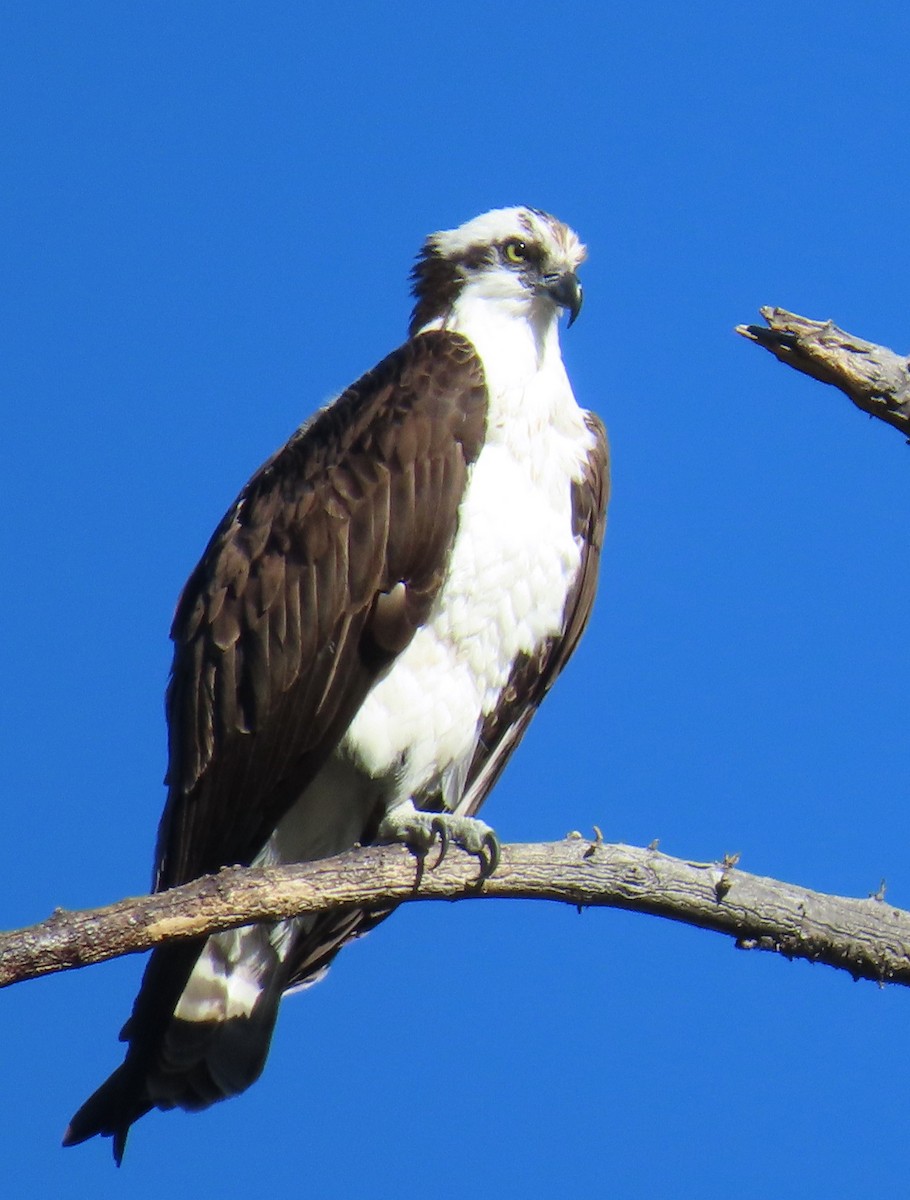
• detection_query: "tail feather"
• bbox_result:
[62,1060,151,1166]
[63,929,288,1162]
[64,909,387,1161]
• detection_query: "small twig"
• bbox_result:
[737,306,910,439]
[3,838,910,991]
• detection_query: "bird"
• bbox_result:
[63,205,610,1162]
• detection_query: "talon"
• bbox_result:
[431,816,450,868]
[412,846,427,889]
[480,830,501,877]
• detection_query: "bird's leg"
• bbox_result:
[377,802,500,879]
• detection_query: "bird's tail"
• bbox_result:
[62,1058,153,1166]
[63,926,291,1163]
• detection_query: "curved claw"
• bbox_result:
[411,844,427,889]
[480,830,501,878]
[430,815,450,869]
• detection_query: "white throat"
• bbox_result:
[418,286,578,440]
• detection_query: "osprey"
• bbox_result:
[64,206,609,1161]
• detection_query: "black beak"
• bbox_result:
[543,271,583,327]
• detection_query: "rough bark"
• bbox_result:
[3,837,909,991]
[737,306,910,438]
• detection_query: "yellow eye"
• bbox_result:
[503,239,528,265]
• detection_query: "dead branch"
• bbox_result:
[737,306,910,439]
[3,837,909,991]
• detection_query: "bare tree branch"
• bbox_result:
[3,838,909,991]
[736,306,910,439]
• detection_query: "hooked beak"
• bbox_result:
[542,271,583,327]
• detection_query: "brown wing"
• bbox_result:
[459,410,610,815]
[155,330,488,890]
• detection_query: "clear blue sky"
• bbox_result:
[4,4,910,1196]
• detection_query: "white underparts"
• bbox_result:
[342,285,594,807]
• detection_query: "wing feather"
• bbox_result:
[155,331,488,890]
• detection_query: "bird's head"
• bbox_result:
[409,206,586,338]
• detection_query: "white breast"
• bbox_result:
[341,298,595,804]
